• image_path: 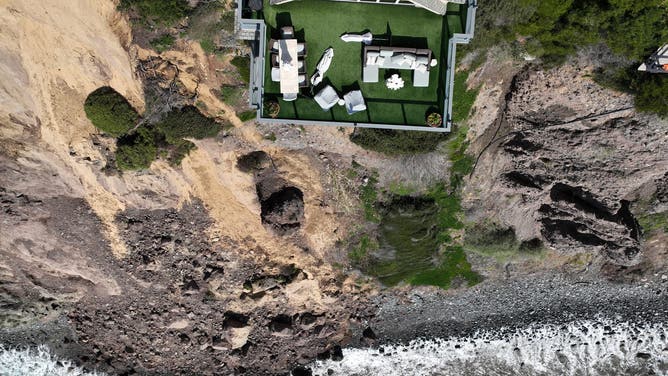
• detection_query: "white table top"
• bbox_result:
[386,74,405,90]
[279,39,299,94]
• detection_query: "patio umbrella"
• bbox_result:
[340,32,373,44]
[310,48,334,86]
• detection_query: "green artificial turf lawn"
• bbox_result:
[262,0,462,126]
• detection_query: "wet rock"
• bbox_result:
[362,327,377,340]
[292,365,313,376]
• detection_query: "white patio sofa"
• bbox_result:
[362,46,432,87]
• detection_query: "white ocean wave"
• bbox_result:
[312,319,668,376]
[0,346,105,376]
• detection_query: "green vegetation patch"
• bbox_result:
[451,71,480,124]
[84,87,139,137]
[638,211,668,236]
[220,85,246,108]
[349,234,379,267]
[149,34,175,53]
[360,174,380,223]
[155,105,221,142]
[237,110,257,122]
[119,0,189,25]
[447,125,475,189]
[347,122,481,289]
[467,0,668,116]
[199,39,216,54]
[231,56,251,84]
[185,3,234,54]
[350,128,448,155]
[85,87,223,171]
[116,126,157,170]
[409,245,482,289]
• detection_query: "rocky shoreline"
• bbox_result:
[360,272,668,347]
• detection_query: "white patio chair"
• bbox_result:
[271,67,280,82]
[314,85,340,111]
[343,90,367,115]
[281,26,294,39]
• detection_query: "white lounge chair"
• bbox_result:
[271,67,280,82]
[343,90,367,115]
[314,85,340,111]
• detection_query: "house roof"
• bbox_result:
[268,0,456,16]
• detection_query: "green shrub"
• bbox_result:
[167,139,196,166]
[451,71,480,124]
[446,125,474,190]
[155,106,221,142]
[220,85,245,107]
[409,245,482,289]
[149,34,175,53]
[116,126,157,170]
[632,75,668,117]
[361,174,380,222]
[350,128,447,155]
[119,0,189,25]
[84,87,139,137]
[231,56,251,83]
[264,132,277,142]
[349,235,378,266]
[595,64,668,117]
[199,38,215,54]
[237,110,256,122]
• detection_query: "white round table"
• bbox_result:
[385,74,405,91]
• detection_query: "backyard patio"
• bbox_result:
[260,0,466,127]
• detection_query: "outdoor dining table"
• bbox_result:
[279,39,299,95]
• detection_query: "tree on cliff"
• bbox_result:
[84,87,139,137]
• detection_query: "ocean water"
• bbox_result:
[311,319,668,376]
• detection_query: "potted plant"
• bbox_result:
[264,99,280,118]
[426,112,442,127]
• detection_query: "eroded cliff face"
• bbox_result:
[0,1,369,374]
[466,63,668,278]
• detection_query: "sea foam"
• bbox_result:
[0,346,105,376]
[311,319,668,376]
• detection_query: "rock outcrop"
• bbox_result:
[467,63,668,272]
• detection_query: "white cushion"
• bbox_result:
[366,55,377,66]
[417,56,429,65]
[390,54,405,64]
[380,49,393,57]
[415,64,428,73]
[376,56,386,66]
[272,41,279,50]
[402,53,416,63]
[297,44,305,53]
[410,61,419,70]
[367,51,380,59]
